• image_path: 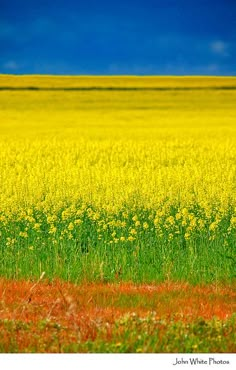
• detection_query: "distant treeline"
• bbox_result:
[0,86,236,91]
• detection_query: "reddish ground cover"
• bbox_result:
[0,278,235,352]
[0,278,235,322]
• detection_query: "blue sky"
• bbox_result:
[0,0,235,75]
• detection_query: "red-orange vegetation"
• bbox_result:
[0,278,235,352]
[0,278,235,322]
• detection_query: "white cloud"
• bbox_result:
[206,63,219,73]
[3,61,20,70]
[210,41,229,57]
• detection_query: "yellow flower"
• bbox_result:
[68,232,73,240]
[198,219,205,229]
[68,222,74,230]
[19,231,28,238]
[166,216,175,225]
[47,215,57,223]
[184,232,190,240]
[33,223,41,230]
[209,222,218,232]
[49,226,57,234]
[6,237,16,246]
[154,218,159,226]
[230,216,236,227]
[175,212,181,220]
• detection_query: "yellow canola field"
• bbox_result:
[1,74,236,88]
[0,76,235,218]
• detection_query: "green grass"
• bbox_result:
[1,314,235,353]
[0,205,235,284]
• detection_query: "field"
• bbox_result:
[0,75,235,353]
